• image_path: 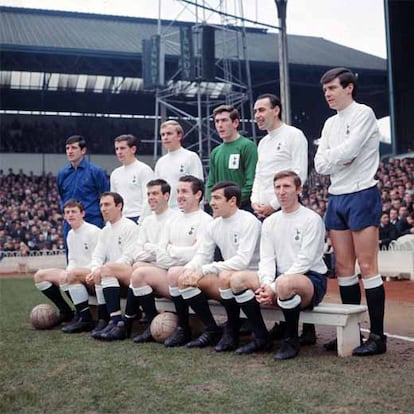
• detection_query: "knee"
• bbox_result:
[230,271,246,293]
[101,264,113,278]
[274,276,290,300]
[167,267,180,286]
[177,274,187,290]
[130,268,145,287]
[59,272,68,286]
[358,261,377,277]
[218,270,232,289]
[66,271,77,284]
[33,270,43,283]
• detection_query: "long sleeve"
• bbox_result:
[322,106,378,166]
[115,223,140,266]
[190,152,204,181]
[240,142,258,205]
[90,231,108,271]
[250,156,261,205]
[314,102,379,195]
[314,120,340,175]
[94,166,110,195]
[257,219,277,286]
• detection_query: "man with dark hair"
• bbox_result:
[34,199,101,330]
[379,212,398,249]
[251,93,308,219]
[129,175,212,344]
[232,170,327,360]
[155,121,204,210]
[390,207,410,238]
[110,134,154,223]
[167,180,262,350]
[94,178,178,336]
[252,93,313,343]
[57,135,109,243]
[85,192,140,341]
[206,105,258,211]
[315,67,386,356]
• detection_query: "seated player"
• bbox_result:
[167,181,263,350]
[128,175,213,344]
[232,170,328,359]
[93,179,178,335]
[33,199,101,330]
[85,192,140,341]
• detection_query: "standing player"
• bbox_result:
[33,199,100,329]
[252,93,313,343]
[314,67,386,356]
[85,192,140,341]
[57,135,109,242]
[171,181,262,350]
[110,134,154,223]
[155,120,204,209]
[129,175,213,344]
[232,170,327,360]
[206,105,258,211]
[251,94,308,218]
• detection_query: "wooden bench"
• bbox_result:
[88,296,367,357]
[155,299,367,357]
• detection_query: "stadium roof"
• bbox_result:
[0,6,386,70]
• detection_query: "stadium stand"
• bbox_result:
[0,154,412,280]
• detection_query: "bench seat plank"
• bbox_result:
[88,296,367,357]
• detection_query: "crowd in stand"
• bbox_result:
[0,169,65,255]
[0,157,413,256]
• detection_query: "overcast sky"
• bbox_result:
[0,0,387,58]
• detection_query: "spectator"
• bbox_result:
[379,213,398,249]
[390,207,410,238]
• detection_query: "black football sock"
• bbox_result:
[41,284,73,315]
[74,300,92,322]
[278,295,301,340]
[235,290,268,340]
[138,292,158,322]
[170,287,190,329]
[103,286,121,321]
[338,275,361,305]
[124,287,141,319]
[184,291,218,332]
[221,298,240,333]
[363,275,385,337]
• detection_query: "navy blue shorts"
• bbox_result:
[304,270,327,310]
[325,186,381,231]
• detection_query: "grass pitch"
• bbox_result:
[1,277,413,414]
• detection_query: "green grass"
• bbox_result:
[1,277,413,414]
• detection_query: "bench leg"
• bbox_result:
[336,315,361,357]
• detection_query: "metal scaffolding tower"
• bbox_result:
[149,0,257,169]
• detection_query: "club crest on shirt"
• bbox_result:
[294,229,301,241]
[233,232,239,245]
[276,143,282,151]
[84,242,89,250]
[179,164,185,173]
[188,226,195,235]
[132,175,137,184]
[228,154,240,170]
[346,125,350,135]
[118,236,122,245]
